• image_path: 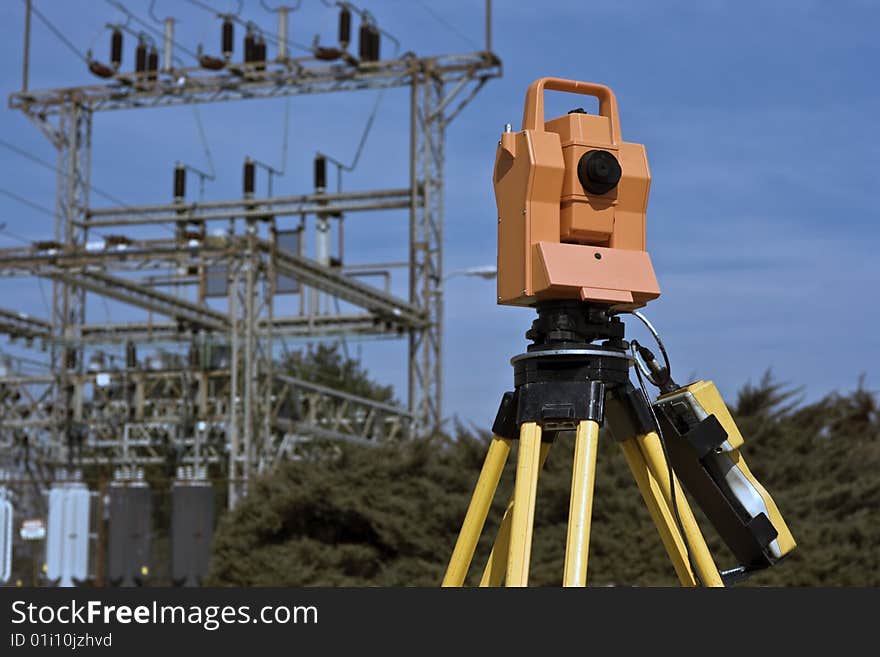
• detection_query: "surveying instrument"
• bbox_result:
[443,78,796,587]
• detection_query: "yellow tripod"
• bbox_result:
[444,78,795,587]
[442,302,724,587]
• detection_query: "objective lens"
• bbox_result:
[577,150,622,195]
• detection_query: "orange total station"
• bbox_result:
[494,77,660,309]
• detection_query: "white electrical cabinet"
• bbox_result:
[0,488,12,584]
[45,483,90,587]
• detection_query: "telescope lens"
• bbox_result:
[577,150,622,195]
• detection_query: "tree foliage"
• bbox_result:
[208,373,880,586]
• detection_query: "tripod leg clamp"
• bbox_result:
[491,381,606,442]
[492,391,518,440]
[605,381,656,441]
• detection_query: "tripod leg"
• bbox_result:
[506,422,543,587]
[620,437,697,586]
[480,442,552,587]
[442,436,512,586]
[480,498,514,587]
[634,432,724,587]
[563,420,600,586]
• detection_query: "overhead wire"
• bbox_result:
[259,0,301,12]
[25,0,90,65]
[0,188,55,219]
[0,223,33,245]
[37,279,52,318]
[412,0,480,50]
[0,185,118,242]
[0,138,175,237]
[0,138,135,212]
[188,104,217,200]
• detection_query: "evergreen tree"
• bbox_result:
[208,375,880,586]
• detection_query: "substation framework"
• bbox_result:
[0,2,501,507]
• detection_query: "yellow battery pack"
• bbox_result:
[655,381,796,568]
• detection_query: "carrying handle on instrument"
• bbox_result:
[521,77,620,145]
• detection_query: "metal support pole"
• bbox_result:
[243,228,256,494]
[227,266,240,509]
[485,0,492,53]
[22,0,32,93]
[407,73,418,432]
[277,7,288,61]
[163,19,174,74]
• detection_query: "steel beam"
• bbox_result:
[9,53,500,116]
[0,308,50,340]
[43,269,228,331]
[266,243,427,329]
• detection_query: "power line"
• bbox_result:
[0,138,127,209]
[186,0,243,17]
[0,137,55,172]
[413,0,479,50]
[0,138,175,235]
[192,105,217,180]
[0,225,32,245]
[37,278,52,318]
[26,0,89,64]
[0,187,55,219]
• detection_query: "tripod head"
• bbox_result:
[494,78,660,310]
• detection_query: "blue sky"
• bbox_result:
[0,1,877,430]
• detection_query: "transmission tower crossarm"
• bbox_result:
[0,307,51,340]
[8,53,500,117]
[73,313,389,345]
[43,268,228,331]
[83,187,414,227]
[267,242,426,329]
[0,241,231,273]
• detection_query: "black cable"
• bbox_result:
[0,226,32,244]
[630,347,704,586]
[0,138,56,172]
[621,309,672,388]
[413,0,479,50]
[27,0,89,64]
[0,138,131,210]
[36,278,51,317]
[260,0,301,11]
[0,138,176,236]
[0,187,55,218]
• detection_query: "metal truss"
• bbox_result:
[1,3,501,506]
[0,308,50,342]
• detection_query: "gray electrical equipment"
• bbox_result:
[171,477,214,586]
[204,264,230,298]
[107,480,152,586]
[0,487,12,584]
[45,482,91,587]
[275,229,301,294]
